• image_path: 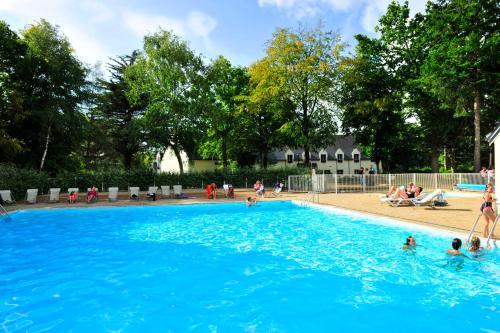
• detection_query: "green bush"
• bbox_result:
[0,165,309,200]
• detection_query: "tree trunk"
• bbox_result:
[172,146,184,174]
[39,124,51,171]
[262,148,268,169]
[124,151,133,170]
[304,146,310,166]
[222,136,228,174]
[430,145,439,173]
[473,88,481,172]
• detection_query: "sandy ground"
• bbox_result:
[3,189,497,239]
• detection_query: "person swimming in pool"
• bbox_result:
[468,236,484,256]
[402,235,417,250]
[447,238,466,257]
[246,197,256,207]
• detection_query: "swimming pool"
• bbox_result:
[1,202,499,332]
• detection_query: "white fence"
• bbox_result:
[288,173,492,193]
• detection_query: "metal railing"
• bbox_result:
[288,173,492,193]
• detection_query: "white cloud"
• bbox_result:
[0,0,114,65]
[122,10,217,41]
[258,0,429,31]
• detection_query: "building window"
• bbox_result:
[320,154,327,163]
[287,154,293,163]
[337,154,343,163]
[337,170,343,174]
[311,163,318,169]
[353,154,360,163]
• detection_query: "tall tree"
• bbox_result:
[126,30,204,173]
[338,35,407,172]
[244,58,295,168]
[419,0,499,171]
[201,56,249,173]
[255,24,344,166]
[97,53,146,170]
[19,19,87,171]
[376,1,459,172]
[0,21,27,161]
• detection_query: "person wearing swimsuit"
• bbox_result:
[480,183,496,238]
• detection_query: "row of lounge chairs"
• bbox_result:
[0,186,184,205]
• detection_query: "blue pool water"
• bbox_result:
[1,201,499,332]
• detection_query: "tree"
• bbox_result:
[96,53,146,170]
[375,1,459,172]
[19,19,87,171]
[255,24,344,166]
[201,56,249,173]
[0,21,27,161]
[418,0,499,171]
[243,58,295,168]
[126,30,204,174]
[338,35,408,171]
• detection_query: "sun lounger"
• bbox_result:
[26,189,38,204]
[411,189,444,208]
[129,187,140,200]
[108,187,119,202]
[161,185,171,199]
[147,186,158,201]
[173,185,182,198]
[0,190,15,205]
[380,192,425,207]
[68,188,79,202]
[49,188,60,203]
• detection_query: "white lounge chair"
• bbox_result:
[380,192,426,207]
[161,185,171,199]
[26,189,38,204]
[108,187,119,202]
[49,188,60,203]
[173,185,182,198]
[129,187,140,200]
[0,190,15,205]
[147,186,158,201]
[411,189,444,208]
[68,188,79,202]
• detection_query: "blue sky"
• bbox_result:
[0,0,426,70]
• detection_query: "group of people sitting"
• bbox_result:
[386,182,423,200]
[403,235,485,259]
[206,183,234,200]
[68,186,98,204]
[245,180,284,206]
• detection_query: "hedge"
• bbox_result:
[0,165,310,200]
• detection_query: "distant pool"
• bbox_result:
[1,202,499,332]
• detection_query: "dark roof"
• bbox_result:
[486,122,500,145]
[267,135,370,161]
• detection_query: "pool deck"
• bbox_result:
[3,189,497,239]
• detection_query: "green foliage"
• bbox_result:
[253,23,345,165]
[126,30,205,173]
[338,34,408,172]
[94,53,146,170]
[200,56,250,172]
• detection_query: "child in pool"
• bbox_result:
[246,197,256,206]
[447,238,466,257]
[468,236,484,255]
[402,235,416,250]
